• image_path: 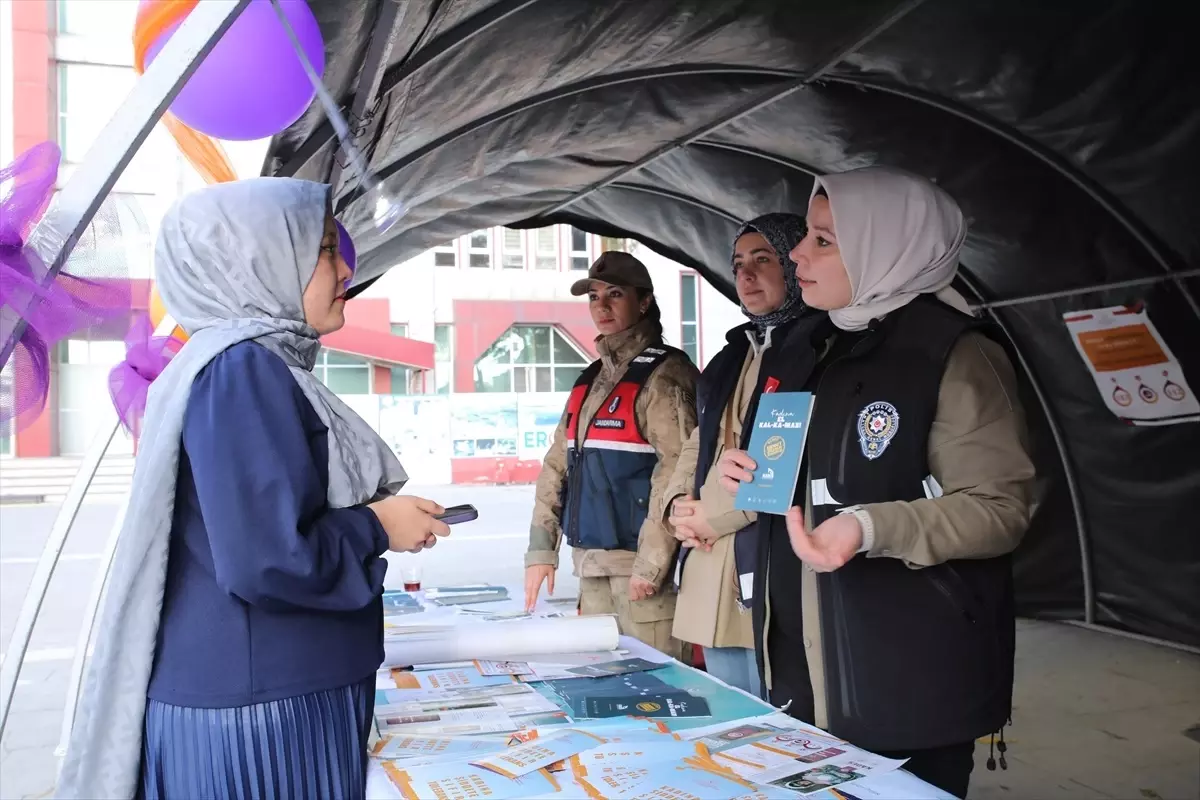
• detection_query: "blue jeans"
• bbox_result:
[702,646,761,699]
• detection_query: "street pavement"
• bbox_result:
[0,484,572,800]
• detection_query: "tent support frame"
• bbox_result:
[957,272,1097,625]
[276,0,546,179]
[530,0,930,221]
[820,74,1200,323]
[0,0,250,744]
[326,0,411,193]
[971,268,1200,311]
[333,64,803,213]
[0,0,250,374]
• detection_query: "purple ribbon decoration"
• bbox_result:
[108,312,184,437]
[0,142,131,434]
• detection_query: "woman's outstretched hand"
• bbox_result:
[717,449,757,494]
[783,507,862,573]
[524,565,556,611]
[369,495,451,554]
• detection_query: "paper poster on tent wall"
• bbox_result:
[1064,305,1199,425]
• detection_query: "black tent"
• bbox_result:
[261,0,1200,649]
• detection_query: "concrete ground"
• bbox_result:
[1,488,1197,799]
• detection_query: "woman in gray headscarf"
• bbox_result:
[58,178,450,800]
[717,167,1036,797]
[662,212,810,698]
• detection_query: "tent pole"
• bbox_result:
[820,74,1200,324]
[1060,621,1200,657]
[0,0,251,374]
[956,272,1096,625]
[970,268,1200,311]
[275,0,545,179]
[0,417,117,740]
[529,0,931,221]
[327,0,409,193]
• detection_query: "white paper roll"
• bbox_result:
[383,614,620,668]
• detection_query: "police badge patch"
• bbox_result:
[857,401,900,460]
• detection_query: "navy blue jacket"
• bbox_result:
[147,341,389,708]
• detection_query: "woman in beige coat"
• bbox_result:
[662,213,809,697]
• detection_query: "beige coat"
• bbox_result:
[762,331,1037,729]
[663,331,775,649]
[525,318,699,587]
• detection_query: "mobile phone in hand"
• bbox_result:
[434,504,478,525]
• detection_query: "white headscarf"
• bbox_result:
[57,178,407,798]
[811,166,973,331]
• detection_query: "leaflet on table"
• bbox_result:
[389,668,518,691]
[376,682,535,708]
[546,671,673,715]
[372,734,511,762]
[563,657,667,679]
[815,767,958,800]
[734,391,814,515]
[476,659,535,676]
[583,692,712,719]
[382,760,562,800]
[604,762,790,800]
[376,707,520,736]
[470,729,606,778]
[681,712,840,753]
[712,728,849,774]
[718,746,907,794]
[568,738,708,797]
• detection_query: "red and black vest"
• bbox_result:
[560,345,682,552]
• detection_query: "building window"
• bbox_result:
[474,325,589,393]
[434,324,453,394]
[314,351,371,394]
[433,242,457,268]
[501,229,525,269]
[467,230,492,268]
[569,227,590,270]
[388,324,411,394]
[534,228,558,270]
[58,0,137,37]
[680,273,700,364]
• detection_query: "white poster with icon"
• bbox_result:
[1064,305,1199,425]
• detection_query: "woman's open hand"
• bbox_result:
[717,449,757,494]
[784,506,862,572]
[524,565,556,611]
[368,495,451,553]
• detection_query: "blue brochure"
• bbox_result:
[734,391,814,515]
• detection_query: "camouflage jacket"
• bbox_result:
[525,318,699,586]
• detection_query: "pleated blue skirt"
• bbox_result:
[139,678,375,800]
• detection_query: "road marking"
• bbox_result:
[0,553,102,566]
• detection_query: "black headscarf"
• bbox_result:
[731,212,807,333]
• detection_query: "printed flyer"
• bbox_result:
[1064,304,1199,424]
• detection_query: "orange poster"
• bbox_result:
[1064,306,1198,424]
[1074,324,1167,372]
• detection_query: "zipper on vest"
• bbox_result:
[927,572,976,623]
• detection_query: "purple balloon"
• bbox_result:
[336,219,356,287]
[144,0,325,141]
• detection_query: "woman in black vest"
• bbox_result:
[718,166,1036,798]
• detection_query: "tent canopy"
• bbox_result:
[261,0,1200,648]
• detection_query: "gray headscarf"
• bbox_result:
[732,212,807,333]
[810,167,973,331]
[57,178,407,798]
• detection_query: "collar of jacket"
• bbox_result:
[595,317,660,370]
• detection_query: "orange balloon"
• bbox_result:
[148,286,189,343]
